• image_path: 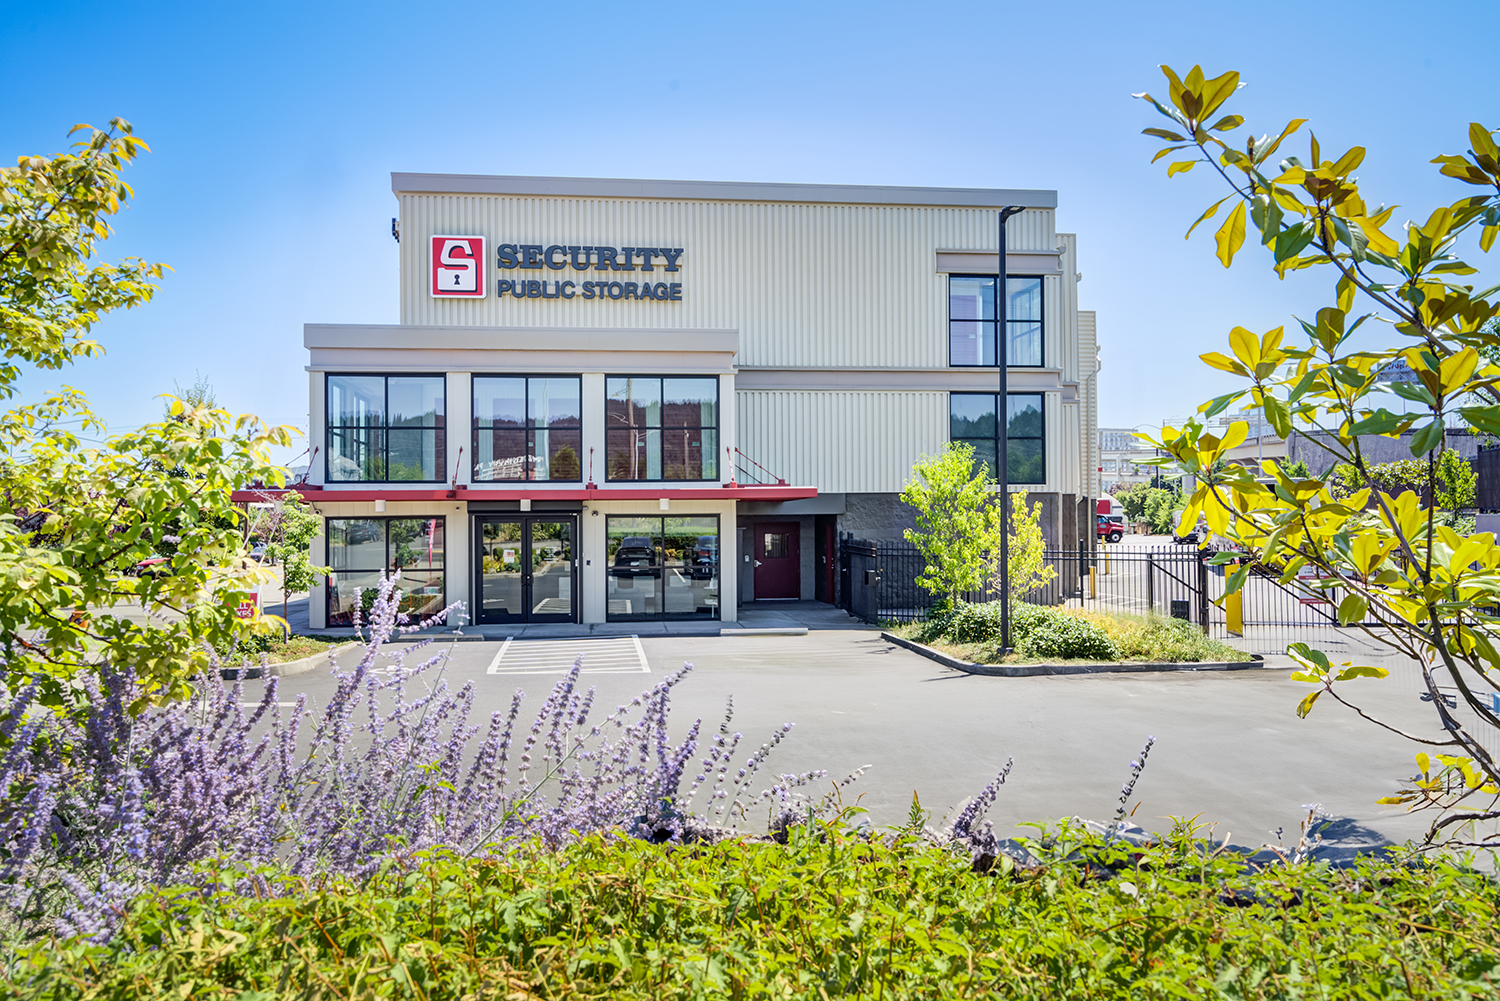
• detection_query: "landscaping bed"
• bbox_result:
[889,602,1253,669]
[221,632,348,666]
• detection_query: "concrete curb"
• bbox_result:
[721,627,809,637]
[266,642,360,678]
[880,631,1265,678]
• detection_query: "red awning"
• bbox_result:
[232,484,817,503]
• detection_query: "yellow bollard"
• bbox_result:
[1090,565,1097,599]
[1105,548,1111,576]
[1226,560,1243,636]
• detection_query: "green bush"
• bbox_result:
[923,600,1057,646]
[941,600,1005,643]
[1017,610,1118,660]
[11,834,1498,999]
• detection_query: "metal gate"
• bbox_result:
[839,536,1350,638]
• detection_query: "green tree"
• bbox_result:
[0,122,292,706]
[901,443,1001,607]
[1280,458,1311,479]
[167,372,216,414]
[1141,487,1183,535]
[1435,449,1477,512]
[1117,482,1152,520]
[999,492,1055,598]
[1137,65,1500,841]
[1,120,162,397]
[260,492,328,621]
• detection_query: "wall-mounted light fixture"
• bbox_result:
[659,497,670,511]
[374,499,386,513]
[520,498,532,512]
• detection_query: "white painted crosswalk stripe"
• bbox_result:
[485,635,649,675]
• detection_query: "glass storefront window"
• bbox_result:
[472,376,582,481]
[606,377,718,481]
[325,517,446,625]
[327,375,445,482]
[605,516,718,621]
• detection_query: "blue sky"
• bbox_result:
[4,0,1498,456]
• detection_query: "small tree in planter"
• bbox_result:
[262,493,328,622]
[901,443,1001,609]
[999,492,1056,599]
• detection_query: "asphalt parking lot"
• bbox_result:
[253,624,1458,850]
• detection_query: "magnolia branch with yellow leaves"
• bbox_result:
[1136,64,1500,846]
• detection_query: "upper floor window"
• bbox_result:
[948,275,1044,367]
[326,375,445,482]
[606,376,719,481]
[950,392,1045,485]
[473,376,582,481]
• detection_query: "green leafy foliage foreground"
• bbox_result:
[9,831,1497,1000]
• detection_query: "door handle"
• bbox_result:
[755,560,762,567]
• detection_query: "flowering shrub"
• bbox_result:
[0,577,838,939]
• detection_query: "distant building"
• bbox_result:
[1100,427,1144,452]
[1098,427,1154,491]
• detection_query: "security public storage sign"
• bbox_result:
[430,236,486,298]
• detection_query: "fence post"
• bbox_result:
[1078,538,1086,599]
[1197,547,1210,632]
[1146,553,1154,613]
[1226,559,1243,636]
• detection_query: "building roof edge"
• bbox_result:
[390,172,1058,209]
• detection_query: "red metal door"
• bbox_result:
[754,522,800,599]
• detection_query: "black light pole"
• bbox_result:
[997,205,1024,652]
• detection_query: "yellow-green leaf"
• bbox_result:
[1336,275,1356,312]
[1215,201,1247,267]
[1185,195,1232,239]
[1469,122,1499,161]
[1200,351,1249,376]
[1336,593,1367,626]
[1331,146,1366,175]
[1228,326,1260,368]
[1296,689,1321,718]
[1168,160,1198,178]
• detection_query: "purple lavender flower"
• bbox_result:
[0,571,819,937]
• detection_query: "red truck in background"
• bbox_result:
[1096,497,1125,543]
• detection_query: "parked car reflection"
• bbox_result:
[610,536,660,578]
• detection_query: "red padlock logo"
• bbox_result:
[430,235,486,298]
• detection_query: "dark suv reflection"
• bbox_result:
[689,536,718,579]
[610,536,660,578]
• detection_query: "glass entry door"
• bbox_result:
[475,517,576,624]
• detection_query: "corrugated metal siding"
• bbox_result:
[1078,310,1099,502]
[736,390,948,493]
[1056,234,1079,382]
[737,389,1069,495]
[1058,394,1080,497]
[400,196,1057,371]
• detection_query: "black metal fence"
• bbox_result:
[838,535,1347,637]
